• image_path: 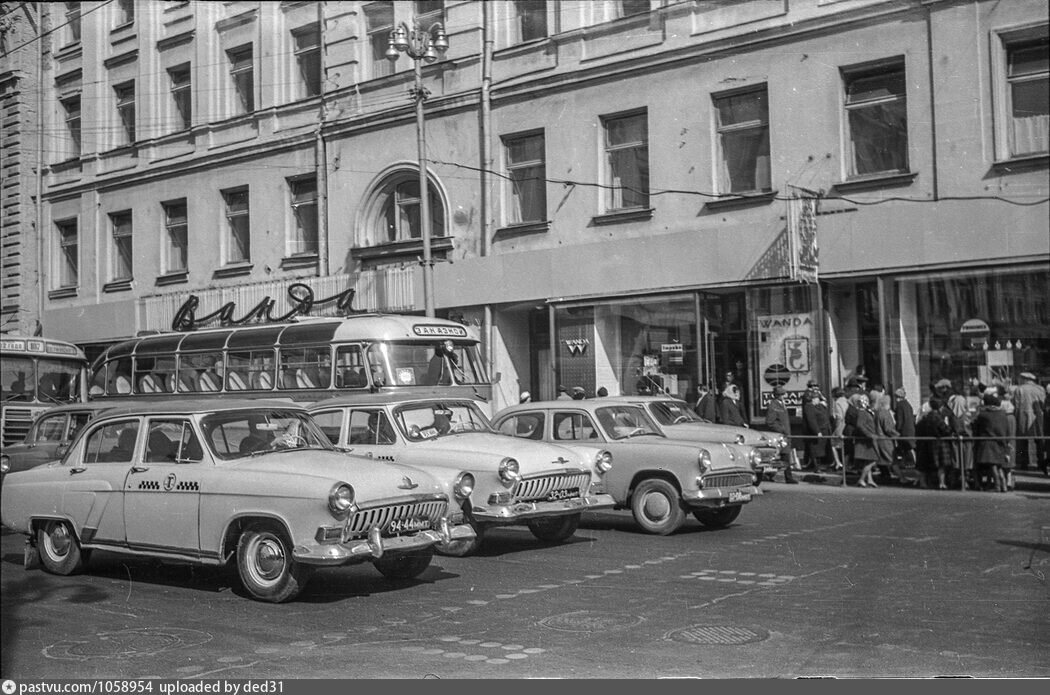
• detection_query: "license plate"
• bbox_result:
[547,487,580,502]
[728,490,751,503]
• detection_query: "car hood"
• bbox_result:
[661,422,778,447]
[611,436,752,471]
[399,432,592,474]
[230,449,445,498]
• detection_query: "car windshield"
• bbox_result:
[394,401,494,441]
[200,409,334,460]
[648,400,704,425]
[594,406,664,440]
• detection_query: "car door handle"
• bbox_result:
[131,465,149,472]
[70,466,87,475]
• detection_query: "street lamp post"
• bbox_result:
[387,21,448,318]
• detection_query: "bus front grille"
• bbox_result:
[1,407,36,446]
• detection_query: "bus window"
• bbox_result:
[180,353,221,392]
[107,358,133,395]
[279,346,331,390]
[134,356,172,394]
[228,349,274,391]
[335,345,366,388]
[3,357,33,401]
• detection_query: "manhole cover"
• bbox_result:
[539,611,643,633]
[45,628,213,661]
[666,625,769,645]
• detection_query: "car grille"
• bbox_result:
[344,497,448,540]
[1,407,38,446]
[702,472,753,489]
[513,472,591,502]
[755,447,780,463]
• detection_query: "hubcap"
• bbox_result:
[643,492,671,520]
[48,524,71,557]
[253,537,286,582]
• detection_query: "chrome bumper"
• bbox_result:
[297,517,476,566]
[471,493,615,524]
[681,485,754,508]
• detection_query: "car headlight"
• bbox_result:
[498,457,521,487]
[735,434,746,445]
[594,450,613,474]
[328,482,356,518]
[0,455,9,474]
[748,448,761,469]
[454,472,475,500]
[698,449,712,474]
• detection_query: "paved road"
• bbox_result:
[2,476,1048,680]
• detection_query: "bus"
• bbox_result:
[87,313,492,407]
[1,335,90,445]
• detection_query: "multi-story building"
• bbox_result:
[14,0,1050,418]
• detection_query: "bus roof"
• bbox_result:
[0,335,86,360]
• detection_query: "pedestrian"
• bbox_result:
[972,392,1010,492]
[719,383,748,428]
[893,387,917,482]
[829,386,848,471]
[916,396,958,490]
[764,386,797,484]
[519,391,531,404]
[801,386,833,471]
[873,393,899,483]
[998,387,1018,490]
[595,386,608,398]
[1012,371,1046,473]
[571,386,586,400]
[556,385,572,400]
[694,383,718,422]
[849,393,879,487]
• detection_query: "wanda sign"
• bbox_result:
[171,283,360,331]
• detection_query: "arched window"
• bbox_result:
[355,167,450,265]
[379,178,445,243]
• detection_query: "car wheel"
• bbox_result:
[436,516,486,558]
[236,523,313,603]
[693,505,742,529]
[374,547,434,580]
[37,520,88,575]
[630,479,685,535]
[526,513,580,543]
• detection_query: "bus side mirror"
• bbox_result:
[492,372,501,385]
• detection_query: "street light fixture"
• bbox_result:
[387,21,449,318]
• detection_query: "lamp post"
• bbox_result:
[387,21,448,318]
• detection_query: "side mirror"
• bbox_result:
[55,443,70,458]
[491,372,502,385]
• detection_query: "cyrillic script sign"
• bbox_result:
[171,284,359,331]
[413,324,468,338]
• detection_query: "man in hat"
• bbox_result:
[765,386,798,483]
[1013,372,1046,472]
[571,386,586,400]
[556,385,572,400]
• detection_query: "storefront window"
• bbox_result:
[554,296,698,401]
[750,285,820,413]
[887,267,1050,402]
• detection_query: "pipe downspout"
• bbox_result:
[316,1,330,276]
[481,2,496,404]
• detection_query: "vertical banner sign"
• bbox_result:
[787,185,820,284]
[756,312,816,410]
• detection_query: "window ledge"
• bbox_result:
[213,263,253,279]
[494,221,551,238]
[155,271,188,287]
[102,279,133,293]
[351,236,454,261]
[54,43,82,60]
[703,190,778,211]
[833,171,917,193]
[281,253,319,270]
[49,157,83,173]
[991,153,1049,173]
[100,144,138,158]
[590,208,654,226]
[48,287,78,300]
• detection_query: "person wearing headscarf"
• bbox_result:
[893,387,917,481]
[718,384,748,428]
[916,396,957,489]
[972,391,1010,492]
[873,393,899,482]
[849,393,879,487]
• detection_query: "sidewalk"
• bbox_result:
[764,465,1050,495]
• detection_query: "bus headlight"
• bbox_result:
[454,472,475,500]
[328,482,356,518]
[594,450,613,474]
[498,458,521,487]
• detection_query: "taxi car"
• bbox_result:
[594,395,787,484]
[0,399,475,603]
[307,393,615,557]
[492,400,759,535]
[0,401,119,486]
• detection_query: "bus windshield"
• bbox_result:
[2,356,85,404]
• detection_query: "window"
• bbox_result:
[55,220,79,288]
[714,87,771,194]
[514,1,548,43]
[227,45,254,114]
[293,24,322,98]
[843,61,908,177]
[380,179,445,243]
[109,211,133,281]
[617,1,650,18]
[1005,36,1049,157]
[504,131,547,224]
[116,0,134,26]
[169,65,192,130]
[83,421,139,464]
[222,188,251,264]
[163,200,188,273]
[114,81,136,145]
[414,1,444,27]
[366,2,395,79]
[61,96,81,158]
[288,177,318,256]
[65,2,81,45]
[602,111,649,210]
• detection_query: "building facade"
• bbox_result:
[15,0,1050,419]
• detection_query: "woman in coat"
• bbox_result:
[873,393,899,480]
[971,392,1010,492]
[915,397,957,489]
[719,384,748,428]
[849,394,879,487]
